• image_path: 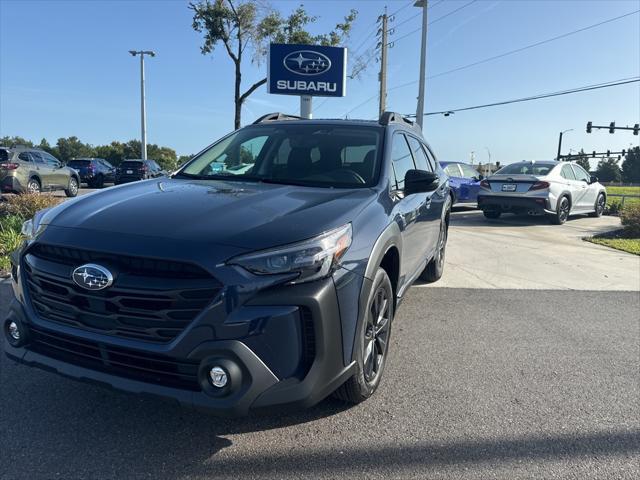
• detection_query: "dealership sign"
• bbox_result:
[268,44,347,97]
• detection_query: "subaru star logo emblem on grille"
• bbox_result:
[283,50,331,76]
[72,264,114,291]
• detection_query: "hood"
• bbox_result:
[43,178,375,250]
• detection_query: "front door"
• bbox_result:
[571,164,597,210]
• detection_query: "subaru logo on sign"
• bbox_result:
[283,50,332,76]
[72,264,114,291]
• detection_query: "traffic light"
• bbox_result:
[622,149,626,157]
[495,161,501,168]
[586,121,592,133]
[606,150,611,156]
[634,123,639,135]
[609,122,615,133]
[592,151,596,157]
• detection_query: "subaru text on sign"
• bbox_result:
[268,43,347,97]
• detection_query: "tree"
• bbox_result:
[178,154,195,166]
[574,149,591,172]
[621,146,640,183]
[190,1,357,129]
[595,157,622,183]
[147,144,178,171]
[55,136,95,163]
[0,136,34,148]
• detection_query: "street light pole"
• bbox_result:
[556,129,573,161]
[129,50,156,160]
[414,0,429,129]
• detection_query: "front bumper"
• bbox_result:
[4,242,357,416]
[477,194,552,213]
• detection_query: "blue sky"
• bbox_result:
[1,0,639,165]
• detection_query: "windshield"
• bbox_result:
[495,162,556,176]
[178,124,382,188]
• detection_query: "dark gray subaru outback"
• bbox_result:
[4,112,451,416]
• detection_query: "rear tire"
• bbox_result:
[483,210,501,219]
[550,196,570,225]
[589,193,605,217]
[334,267,393,404]
[65,177,79,197]
[26,178,41,194]
[420,216,449,283]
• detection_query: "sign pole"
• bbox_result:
[300,95,312,119]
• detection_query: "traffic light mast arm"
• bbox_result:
[586,121,639,135]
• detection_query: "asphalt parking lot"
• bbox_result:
[1,200,638,479]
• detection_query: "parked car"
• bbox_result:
[440,161,483,205]
[5,112,451,416]
[0,146,80,196]
[115,159,165,184]
[67,158,116,188]
[477,160,606,224]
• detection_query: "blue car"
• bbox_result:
[440,161,483,205]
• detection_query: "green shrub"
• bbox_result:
[620,203,640,237]
[0,193,61,220]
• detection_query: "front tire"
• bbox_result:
[550,196,570,224]
[65,177,79,197]
[589,193,605,217]
[334,267,393,404]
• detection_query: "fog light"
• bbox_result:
[8,321,20,341]
[209,366,228,388]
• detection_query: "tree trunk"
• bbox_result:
[234,60,242,130]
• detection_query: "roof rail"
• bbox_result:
[378,111,418,128]
[253,112,303,124]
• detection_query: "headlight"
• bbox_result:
[228,223,352,284]
[21,209,50,240]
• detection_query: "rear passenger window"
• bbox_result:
[31,152,45,164]
[390,134,415,190]
[18,152,32,162]
[561,164,576,180]
[406,136,432,172]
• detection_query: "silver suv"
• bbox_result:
[477,160,606,224]
[0,146,80,196]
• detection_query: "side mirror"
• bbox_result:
[590,175,598,184]
[55,162,63,169]
[475,174,484,181]
[405,169,439,195]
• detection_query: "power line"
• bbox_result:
[391,0,478,44]
[391,0,446,30]
[408,77,640,117]
[386,9,640,93]
[389,0,415,18]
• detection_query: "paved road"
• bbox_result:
[432,207,640,291]
[1,283,638,479]
[1,197,638,479]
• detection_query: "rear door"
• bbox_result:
[406,135,441,260]
[560,163,586,210]
[100,160,116,182]
[389,133,423,282]
[29,152,54,189]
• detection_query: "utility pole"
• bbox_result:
[129,50,155,160]
[415,0,429,129]
[378,8,388,117]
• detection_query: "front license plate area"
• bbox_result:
[502,184,517,192]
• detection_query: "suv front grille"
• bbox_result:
[29,326,201,390]
[24,245,222,343]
